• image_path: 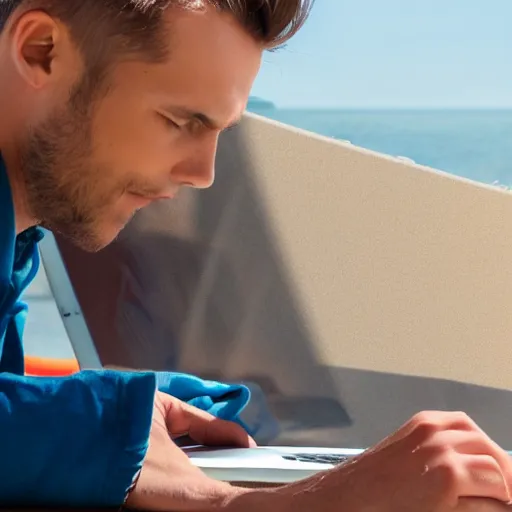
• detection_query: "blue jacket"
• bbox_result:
[0,162,250,506]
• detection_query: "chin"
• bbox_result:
[58,222,124,253]
[48,211,135,252]
[70,234,114,253]
[86,224,127,252]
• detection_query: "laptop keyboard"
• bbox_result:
[281,453,350,465]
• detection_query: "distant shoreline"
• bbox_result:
[249,106,512,113]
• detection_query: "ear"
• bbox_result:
[9,10,73,89]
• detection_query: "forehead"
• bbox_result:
[112,6,263,126]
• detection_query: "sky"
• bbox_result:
[251,0,512,109]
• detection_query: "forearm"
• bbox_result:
[219,486,287,512]
[179,483,280,512]
[153,474,294,512]
[210,470,330,512]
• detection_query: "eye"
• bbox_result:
[159,113,181,130]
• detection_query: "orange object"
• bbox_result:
[24,355,80,376]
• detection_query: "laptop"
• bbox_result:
[37,230,361,483]
[182,446,362,483]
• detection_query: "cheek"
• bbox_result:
[92,105,184,177]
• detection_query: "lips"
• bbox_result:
[129,192,174,201]
[151,195,175,200]
[128,188,176,200]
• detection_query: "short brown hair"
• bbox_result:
[0,0,313,68]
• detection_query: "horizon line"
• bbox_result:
[259,105,512,111]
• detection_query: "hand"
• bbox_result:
[127,408,512,512]
[232,411,512,512]
[125,391,255,511]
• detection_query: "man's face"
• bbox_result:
[14,7,262,251]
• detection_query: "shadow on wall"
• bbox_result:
[55,122,512,449]
[56,126,352,445]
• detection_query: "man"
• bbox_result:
[0,0,511,510]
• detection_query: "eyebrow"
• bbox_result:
[162,105,243,131]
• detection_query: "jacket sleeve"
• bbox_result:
[0,369,156,507]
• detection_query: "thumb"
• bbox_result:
[157,391,257,448]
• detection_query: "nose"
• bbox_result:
[172,134,218,189]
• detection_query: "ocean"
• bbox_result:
[23,108,512,358]
[248,108,512,187]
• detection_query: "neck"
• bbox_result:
[0,64,39,235]
[1,142,37,235]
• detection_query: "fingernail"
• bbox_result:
[248,436,258,448]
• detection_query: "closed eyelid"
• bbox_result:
[161,105,243,132]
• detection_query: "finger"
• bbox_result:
[457,454,509,503]
[366,411,468,455]
[375,412,489,457]
[164,396,256,448]
[189,416,256,448]
[448,414,512,491]
[457,497,512,511]
[458,427,512,503]
[423,429,512,502]
[399,411,477,440]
